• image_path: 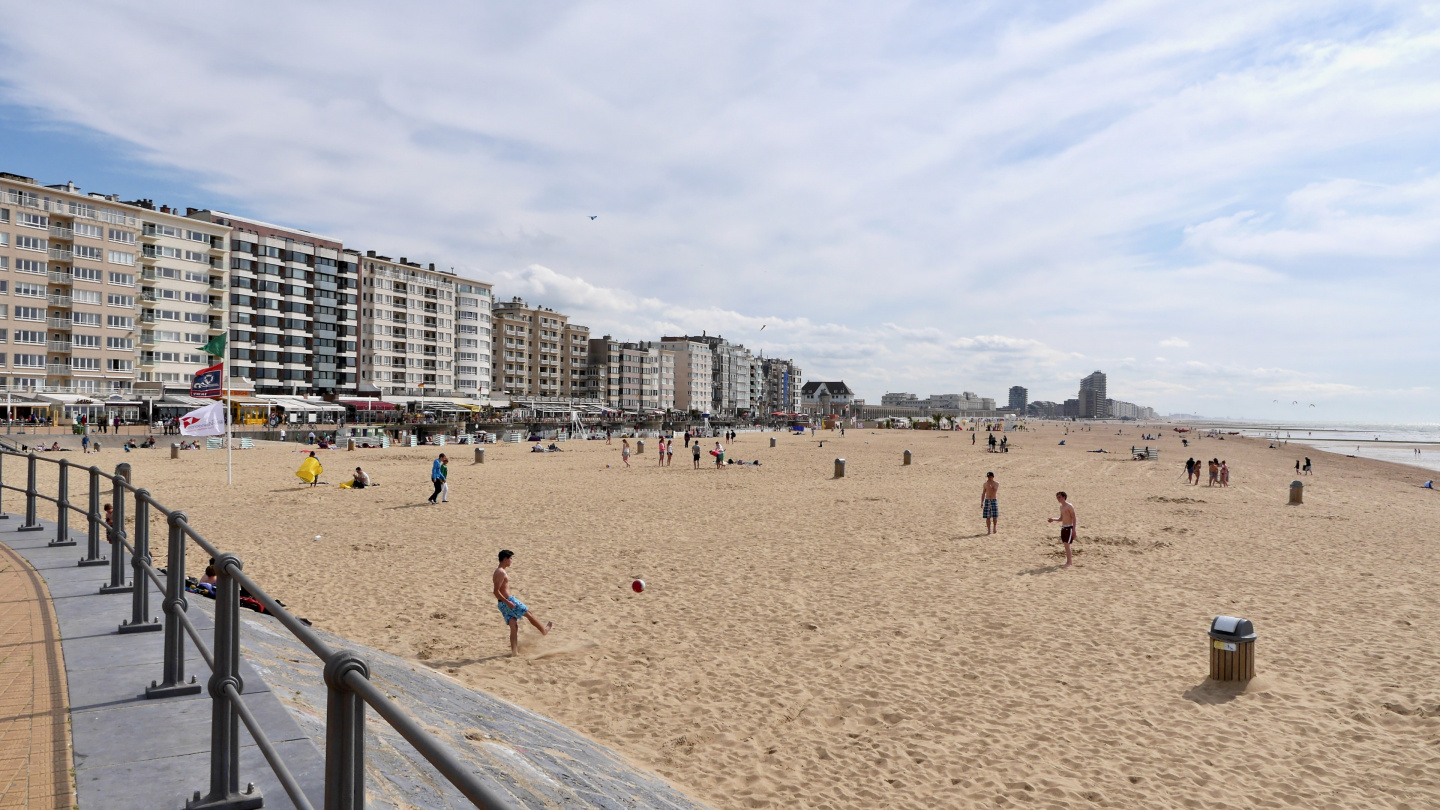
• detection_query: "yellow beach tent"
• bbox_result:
[296,456,323,484]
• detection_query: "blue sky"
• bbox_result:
[1,1,1437,420]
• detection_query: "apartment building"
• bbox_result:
[0,173,149,396]
[357,252,457,396]
[453,280,493,399]
[659,336,712,414]
[1079,370,1107,419]
[644,343,676,411]
[192,211,358,397]
[761,358,803,414]
[491,298,591,399]
[661,335,754,415]
[586,336,658,412]
[130,203,230,397]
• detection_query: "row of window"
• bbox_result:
[0,354,132,371]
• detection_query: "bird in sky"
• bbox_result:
[589,215,598,220]
[760,324,766,331]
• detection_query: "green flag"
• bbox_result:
[199,333,226,357]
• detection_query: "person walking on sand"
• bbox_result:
[1207,458,1219,487]
[981,472,1000,535]
[1220,461,1230,487]
[1185,457,1195,484]
[620,438,631,467]
[1295,459,1301,475]
[1303,457,1312,475]
[692,440,702,469]
[1047,492,1079,568]
[493,550,552,656]
[714,440,725,469]
[427,453,448,504]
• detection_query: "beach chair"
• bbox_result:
[239,437,255,449]
[409,435,419,447]
[434,435,446,446]
[380,436,392,449]
[206,438,224,450]
[1131,446,1158,460]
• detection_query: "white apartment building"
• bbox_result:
[453,280,493,399]
[135,205,229,396]
[660,337,713,414]
[358,252,457,396]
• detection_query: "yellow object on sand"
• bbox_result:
[296,457,323,484]
[338,480,354,489]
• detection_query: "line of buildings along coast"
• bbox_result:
[0,171,805,423]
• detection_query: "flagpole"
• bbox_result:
[224,333,232,486]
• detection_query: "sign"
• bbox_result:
[191,362,223,398]
[1212,640,1237,652]
[180,401,226,437]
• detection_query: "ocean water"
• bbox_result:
[1196,421,1440,476]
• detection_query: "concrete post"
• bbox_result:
[903,450,912,466]
[474,447,485,464]
[834,458,846,478]
[1289,480,1303,505]
[101,465,131,594]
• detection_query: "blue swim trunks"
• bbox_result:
[498,598,528,624]
[983,498,999,518]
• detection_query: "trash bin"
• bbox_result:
[637,439,645,455]
[171,443,179,459]
[903,450,912,466]
[834,458,846,478]
[770,437,776,448]
[475,447,485,464]
[1208,615,1256,681]
[1289,480,1303,504]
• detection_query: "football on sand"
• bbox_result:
[632,579,645,593]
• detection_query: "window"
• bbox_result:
[108,229,136,244]
[72,312,101,327]
[0,329,5,342]
[107,315,134,329]
[184,291,209,303]
[0,306,8,319]
[73,334,99,348]
[72,289,102,305]
[14,283,45,298]
[16,235,46,252]
[186,230,210,243]
[15,259,45,275]
[185,250,206,263]
[106,337,133,350]
[13,330,43,344]
[156,331,182,342]
[184,353,205,364]
[106,358,133,372]
[107,251,135,266]
[74,223,104,239]
[14,307,43,322]
[71,357,100,371]
[107,294,135,308]
[13,354,43,368]
[0,233,8,247]
[157,309,181,321]
[17,212,46,229]
[185,312,208,323]
[185,332,205,343]
[73,266,102,283]
[75,245,104,261]
[107,272,135,286]
[185,270,209,284]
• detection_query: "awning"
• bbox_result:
[33,393,106,406]
[102,401,143,408]
[265,396,344,413]
[341,399,398,411]
[164,394,217,407]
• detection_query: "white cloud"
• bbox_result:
[0,1,1437,417]
[1160,338,1190,348]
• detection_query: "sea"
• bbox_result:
[1184,421,1440,476]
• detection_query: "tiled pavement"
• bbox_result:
[0,531,75,810]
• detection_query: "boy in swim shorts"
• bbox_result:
[1047,491,1078,568]
[981,471,999,534]
[493,550,552,656]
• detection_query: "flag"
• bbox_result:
[180,401,226,437]
[191,362,223,398]
[199,333,226,357]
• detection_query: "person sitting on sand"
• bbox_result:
[532,442,547,453]
[493,549,552,656]
[547,443,563,452]
[200,563,219,586]
[351,467,369,489]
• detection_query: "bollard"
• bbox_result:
[171,443,180,459]
[119,489,160,634]
[1208,616,1256,681]
[79,466,107,567]
[637,439,645,455]
[324,650,371,809]
[1289,480,1303,504]
[834,458,846,478]
[19,453,42,531]
[50,462,75,547]
[770,437,776,448]
[149,510,202,698]
[191,553,263,810]
[100,465,131,594]
[0,452,7,518]
[347,438,356,451]
[903,450,912,466]
[474,446,485,465]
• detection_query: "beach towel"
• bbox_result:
[296,457,323,484]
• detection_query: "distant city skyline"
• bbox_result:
[2,3,1437,420]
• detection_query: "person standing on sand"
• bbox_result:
[714,440,725,469]
[1295,459,1301,475]
[621,438,631,467]
[657,437,666,467]
[1047,492,1078,568]
[982,472,1000,535]
[972,432,976,445]
[666,438,674,467]
[1220,461,1230,487]
[493,550,552,656]
[1185,457,1196,484]
[684,429,691,448]
[1303,457,1312,475]
[428,453,448,504]
[1207,458,1219,487]
[692,441,701,468]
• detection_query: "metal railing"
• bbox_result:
[0,448,512,810]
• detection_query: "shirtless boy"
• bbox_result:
[493,550,552,656]
[981,472,999,534]
[1046,491,1078,568]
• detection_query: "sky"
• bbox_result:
[1,1,1437,421]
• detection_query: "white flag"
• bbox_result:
[180,401,226,436]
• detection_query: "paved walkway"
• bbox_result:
[0,537,74,809]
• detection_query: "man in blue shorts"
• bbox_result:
[493,549,552,656]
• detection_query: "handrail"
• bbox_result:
[0,448,514,810]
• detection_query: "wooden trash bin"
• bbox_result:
[903,450,912,466]
[1289,480,1303,504]
[770,437,776,448]
[1208,616,1256,681]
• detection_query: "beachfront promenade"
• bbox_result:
[0,511,709,809]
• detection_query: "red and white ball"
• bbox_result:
[632,579,646,593]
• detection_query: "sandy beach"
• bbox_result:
[14,424,1439,809]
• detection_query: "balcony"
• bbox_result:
[48,271,73,285]
[209,299,226,313]
[47,318,72,330]
[47,341,71,353]
[139,356,156,367]
[140,292,157,303]
[139,228,162,242]
[141,268,158,280]
[48,225,73,240]
[139,313,156,324]
[48,247,73,262]
[45,365,71,377]
[140,331,156,346]
[47,295,71,308]
[208,319,225,333]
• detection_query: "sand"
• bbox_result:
[15,424,1440,809]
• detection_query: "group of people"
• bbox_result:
[1295,458,1313,475]
[615,435,734,469]
[977,471,1079,568]
[1185,457,1230,486]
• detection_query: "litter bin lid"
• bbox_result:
[1209,615,1256,642]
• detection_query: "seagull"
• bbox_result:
[589,215,598,220]
[760,324,766,331]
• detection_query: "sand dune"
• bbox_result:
[23,424,1439,808]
